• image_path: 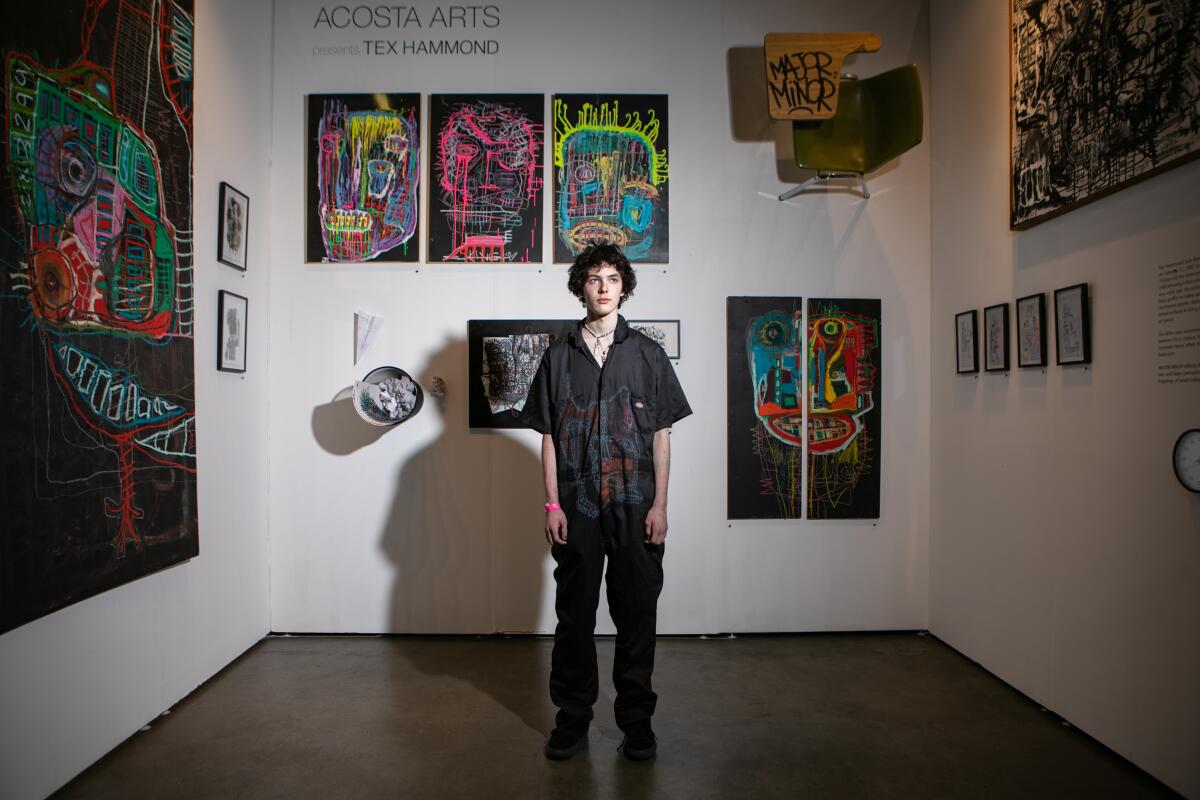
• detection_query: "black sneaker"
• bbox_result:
[619,724,657,761]
[544,725,588,760]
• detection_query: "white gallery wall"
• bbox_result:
[928,2,1200,797]
[0,2,275,798]
[266,0,932,636]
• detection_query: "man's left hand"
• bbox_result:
[645,504,668,545]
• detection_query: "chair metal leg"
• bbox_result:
[778,171,869,200]
[778,176,819,201]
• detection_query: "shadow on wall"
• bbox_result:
[311,385,394,455]
[379,336,548,634]
[727,46,774,144]
[726,45,811,188]
[377,336,552,732]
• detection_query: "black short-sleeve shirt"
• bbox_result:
[521,315,692,521]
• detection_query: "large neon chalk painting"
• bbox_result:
[306,93,421,263]
[1,0,198,632]
[429,94,544,263]
[726,297,883,521]
[553,94,669,264]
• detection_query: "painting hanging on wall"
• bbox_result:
[983,303,1010,372]
[428,94,544,263]
[1054,283,1092,365]
[218,291,248,373]
[468,319,576,428]
[1016,292,1047,368]
[306,93,420,263]
[552,94,669,264]
[218,182,248,270]
[0,0,198,633]
[807,299,881,520]
[628,320,680,359]
[956,310,979,374]
[1010,1,1200,229]
[726,297,805,520]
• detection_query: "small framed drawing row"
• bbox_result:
[956,283,1090,373]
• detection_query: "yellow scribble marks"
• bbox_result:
[553,99,668,185]
[808,435,868,513]
[347,112,403,149]
[326,209,371,232]
[596,154,614,189]
[345,112,404,204]
[822,342,845,405]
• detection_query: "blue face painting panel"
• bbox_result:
[552,94,669,264]
[727,297,804,520]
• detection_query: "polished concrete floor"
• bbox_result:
[54,633,1175,799]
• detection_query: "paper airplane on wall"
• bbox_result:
[354,310,383,364]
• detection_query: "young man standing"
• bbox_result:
[521,244,692,761]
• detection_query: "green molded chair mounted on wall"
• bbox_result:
[780,64,923,200]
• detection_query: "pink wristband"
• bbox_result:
[544,503,561,512]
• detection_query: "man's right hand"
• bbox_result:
[545,508,568,545]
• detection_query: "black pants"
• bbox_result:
[549,507,664,733]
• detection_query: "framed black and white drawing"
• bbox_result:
[1010,1,1200,229]
[467,319,576,428]
[983,303,1010,372]
[628,320,681,359]
[1016,293,1046,368]
[218,291,248,373]
[1054,283,1091,365]
[955,310,978,374]
[218,182,249,270]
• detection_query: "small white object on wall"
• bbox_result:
[354,310,384,364]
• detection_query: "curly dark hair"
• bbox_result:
[567,244,637,307]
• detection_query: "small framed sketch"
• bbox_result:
[218,291,248,373]
[218,182,249,270]
[628,320,681,359]
[1054,283,1091,365]
[955,310,978,374]
[983,303,1010,372]
[1016,292,1046,368]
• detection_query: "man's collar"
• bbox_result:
[568,314,629,346]
[614,314,629,342]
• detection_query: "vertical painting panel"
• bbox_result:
[726,297,805,520]
[428,94,544,263]
[306,93,420,262]
[552,94,669,264]
[468,319,575,429]
[1010,1,1200,229]
[1,0,198,632]
[806,299,881,520]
